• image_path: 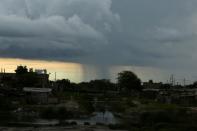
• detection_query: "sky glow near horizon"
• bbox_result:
[0,58,177,83]
[0,58,83,82]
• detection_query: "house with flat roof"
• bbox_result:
[23,87,52,104]
[0,68,49,88]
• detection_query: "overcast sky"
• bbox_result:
[1,0,197,83]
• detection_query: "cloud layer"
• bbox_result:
[0,0,119,62]
[1,0,197,78]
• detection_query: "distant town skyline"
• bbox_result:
[0,58,195,85]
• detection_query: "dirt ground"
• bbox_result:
[0,126,127,131]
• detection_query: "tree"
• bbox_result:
[192,81,197,88]
[56,79,71,91]
[89,79,114,92]
[21,72,38,87]
[15,65,28,75]
[15,65,38,87]
[117,71,142,93]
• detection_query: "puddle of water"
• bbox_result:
[68,111,120,125]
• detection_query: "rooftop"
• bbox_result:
[23,87,52,93]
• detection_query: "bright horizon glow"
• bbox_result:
[0,58,191,85]
[0,58,83,82]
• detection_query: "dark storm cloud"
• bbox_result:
[1,0,197,71]
[108,0,197,69]
[0,44,85,60]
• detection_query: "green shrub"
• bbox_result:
[40,107,56,119]
[108,124,127,130]
[40,106,74,120]
[57,107,69,120]
[140,111,175,125]
[84,122,90,125]
[0,98,16,111]
[70,121,77,125]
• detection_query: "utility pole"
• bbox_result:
[183,78,186,87]
[55,72,56,81]
[170,74,174,86]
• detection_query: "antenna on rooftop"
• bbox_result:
[169,74,175,86]
[182,78,190,86]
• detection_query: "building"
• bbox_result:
[0,68,49,88]
[36,72,50,88]
[33,69,49,88]
[23,87,52,104]
[0,73,16,83]
[157,89,197,106]
[142,88,160,99]
[143,80,163,89]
